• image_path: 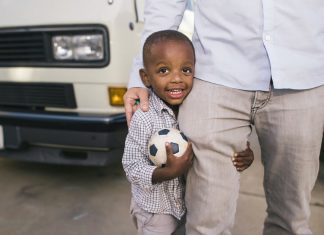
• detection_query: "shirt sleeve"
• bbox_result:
[122,111,158,189]
[128,0,188,88]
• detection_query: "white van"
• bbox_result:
[0,0,194,166]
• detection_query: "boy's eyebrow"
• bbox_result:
[180,62,195,67]
[154,61,168,66]
[182,60,195,65]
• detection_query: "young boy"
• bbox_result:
[122,30,254,235]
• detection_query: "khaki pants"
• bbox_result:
[178,79,324,235]
[130,199,185,235]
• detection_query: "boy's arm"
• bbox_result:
[122,112,157,188]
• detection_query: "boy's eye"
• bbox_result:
[158,67,169,74]
[182,67,193,74]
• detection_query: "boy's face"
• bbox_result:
[140,40,194,107]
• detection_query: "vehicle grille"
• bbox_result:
[0,82,76,108]
[0,31,47,63]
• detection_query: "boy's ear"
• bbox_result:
[139,69,151,88]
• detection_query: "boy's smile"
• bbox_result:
[140,40,195,110]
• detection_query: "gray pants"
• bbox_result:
[178,79,324,235]
[130,199,185,235]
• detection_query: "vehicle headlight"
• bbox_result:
[52,34,104,61]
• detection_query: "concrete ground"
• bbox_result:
[0,130,323,235]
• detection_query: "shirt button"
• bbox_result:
[264,35,272,41]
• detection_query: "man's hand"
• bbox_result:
[123,87,149,126]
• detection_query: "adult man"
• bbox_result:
[124,1,324,234]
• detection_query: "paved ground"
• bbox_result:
[0,130,323,235]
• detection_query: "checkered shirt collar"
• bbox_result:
[149,90,176,118]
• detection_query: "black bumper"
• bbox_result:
[0,109,126,132]
[0,109,128,166]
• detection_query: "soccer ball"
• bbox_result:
[148,128,189,167]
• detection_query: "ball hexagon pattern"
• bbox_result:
[148,128,188,167]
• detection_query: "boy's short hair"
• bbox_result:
[142,30,195,67]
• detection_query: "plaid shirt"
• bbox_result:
[122,91,185,220]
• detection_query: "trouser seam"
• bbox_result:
[250,84,272,124]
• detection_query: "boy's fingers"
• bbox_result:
[236,166,247,172]
[186,142,194,162]
[235,161,252,167]
[233,155,253,161]
[235,149,253,157]
[233,157,253,164]
[185,142,193,154]
[235,153,246,158]
[234,154,254,163]
[165,142,173,157]
[246,141,251,149]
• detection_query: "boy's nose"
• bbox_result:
[172,72,183,82]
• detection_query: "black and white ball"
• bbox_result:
[148,128,189,167]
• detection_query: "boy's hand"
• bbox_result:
[232,141,254,172]
[164,141,193,178]
[151,142,193,184]
[123,87,149,127]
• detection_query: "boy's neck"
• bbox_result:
[167,103,179,118]
[151,89,180,117]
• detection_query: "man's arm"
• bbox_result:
[124,0,188,126]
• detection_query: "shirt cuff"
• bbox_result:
[142,165,159,190]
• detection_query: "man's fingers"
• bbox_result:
[123,87,149,127]
[125,95,140,127]
[123,89,137,127]
[125,111,132,127]
[138,90,149,112]
[124,98,135,127]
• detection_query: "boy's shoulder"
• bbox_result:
[135,92,164,115]
[131,98,158,125]
[130,92,171,127]
[148,91,169,111]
